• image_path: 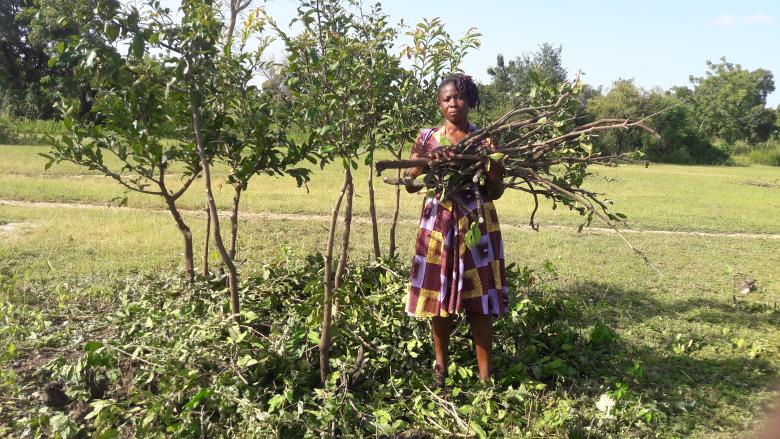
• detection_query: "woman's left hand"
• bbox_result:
[483,138,505,200]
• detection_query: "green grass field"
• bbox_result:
[2,144,779,234]
[1,143,780,436]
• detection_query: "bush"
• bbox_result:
[0,119,17,144]
[0,116,64,145]
[732,138,780,166]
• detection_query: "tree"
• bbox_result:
[776,104,780,136]
[45,56,202,281]
[45,0,308,317]
[689,57,776,144]
[1,0,112,119]
[1,0,53,118]
[210,8,312,264]
[273,0,395,382]
[586,79,727,163]
[586,79,658,155]
[484,43,568,112]
[156,0,309,317]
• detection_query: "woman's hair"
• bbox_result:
[437,73,480,109]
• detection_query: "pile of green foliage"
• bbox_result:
[5,254,665,438]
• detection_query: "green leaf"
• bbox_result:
[131,34,144,59]
[95,429,119,439]
[373,409,391,425]
[465,222,481,249]
[84,341,102,352]
[237,355,258,368]
[241,310,259,322]
[182,389,210,411]
[469,420,488,439]
[268,393,286,412]
[488,152,505,161]
[105,23,119,42]
[85,400,113,420]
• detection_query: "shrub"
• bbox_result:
[732,138,780,166]
[0,119,17,144]
[0,116,65,145]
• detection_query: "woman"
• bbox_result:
[404,73,508,384]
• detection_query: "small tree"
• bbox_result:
[44,3,202,281]
[171,0,311,317]
[211,8,312,262]
[272,0,407,382]
[46,0,309,316]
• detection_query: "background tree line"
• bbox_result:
[479,45,780,165]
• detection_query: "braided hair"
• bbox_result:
[437,73,480,109]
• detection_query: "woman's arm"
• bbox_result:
[483,138,505,200]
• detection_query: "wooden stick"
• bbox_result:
[383,176,425,189]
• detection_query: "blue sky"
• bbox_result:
[260,0,780,107]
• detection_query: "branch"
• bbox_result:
[170,170,201,200]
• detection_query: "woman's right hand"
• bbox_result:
[426,147,454,163]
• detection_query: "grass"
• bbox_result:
[2,144,780,234]
[1,143,780,436]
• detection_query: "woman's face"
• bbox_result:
[438,83,469,125]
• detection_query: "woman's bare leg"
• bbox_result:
[468,314,493,381]
[431,315,454,380]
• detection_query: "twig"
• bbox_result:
[422,383,470,432]
[106,345,165,369]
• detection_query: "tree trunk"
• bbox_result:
[161,193,195,282]
[388,168,402,259]
[230,185,241,260]
[367,152,381,260]
[334,167,354,290]
[388,144,405,259]
[203,206,211,276]
[319,170,350,383]
[191,99,240,318]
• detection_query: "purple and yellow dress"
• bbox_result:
[406,126,509,318]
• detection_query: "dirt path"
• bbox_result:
[2,198,779,240]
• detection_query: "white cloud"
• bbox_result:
[742,14,774,24]
[713,14,736,27]
[712,13,774,27]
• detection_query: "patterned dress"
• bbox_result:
[406,126,509,318]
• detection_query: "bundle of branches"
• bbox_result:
[376,77,659,237]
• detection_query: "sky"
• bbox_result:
[159,0,780,107]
